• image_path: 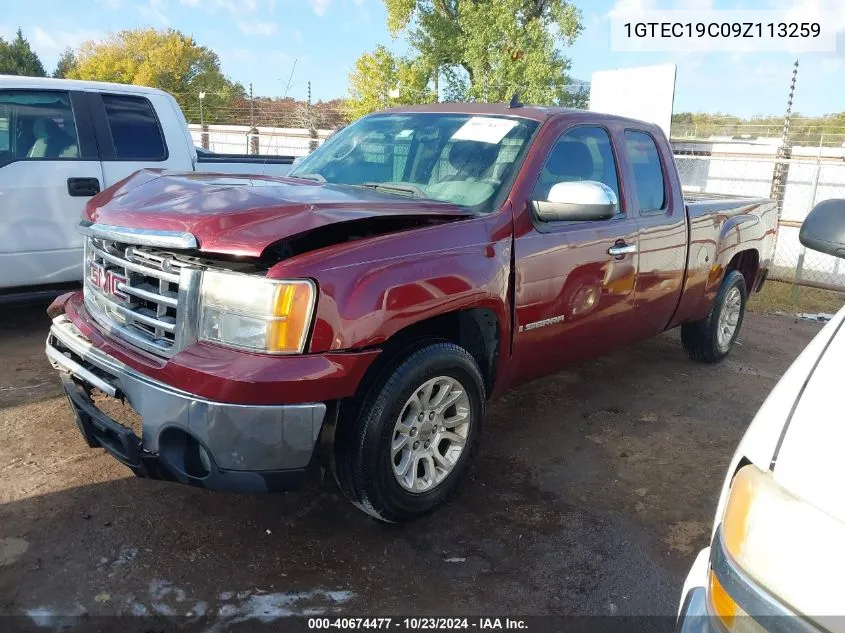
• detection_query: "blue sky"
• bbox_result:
[1,0,843,117]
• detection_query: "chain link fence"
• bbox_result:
[181,94,348,157]
[187,124,333,157]
[673,147,845,309]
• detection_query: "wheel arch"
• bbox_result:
[725,248,760,294]
[359,308,501,401]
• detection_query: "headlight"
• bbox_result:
[198,270,316,354]
[709,464,845,629]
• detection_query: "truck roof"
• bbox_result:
[381,102,664,130]
[0,74,167,97]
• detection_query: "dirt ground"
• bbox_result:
[0,300,824,630]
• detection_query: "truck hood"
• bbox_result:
[710,306,845,539]
[772,306,845,524]
[85,170,471,258]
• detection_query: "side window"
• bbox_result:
[0,90,80,161]
[102,94,166,160]
[0,104,9,154]
[623,130,666,213]
[533,126,621,213]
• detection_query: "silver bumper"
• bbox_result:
[47,314,326,478]
[677,588,718,633]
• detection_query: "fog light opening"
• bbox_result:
[158,427,212,479]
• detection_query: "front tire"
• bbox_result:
[681,270,747,363]
[333,342,485,522]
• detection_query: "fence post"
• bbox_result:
[791,248,806,302]
[791,138,823,302]
[249,127,259,155]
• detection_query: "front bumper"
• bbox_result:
[47,314,327,492]
[677,587,714,633]
[677,546,714,633]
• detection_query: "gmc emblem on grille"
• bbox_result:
[89,263,127,300]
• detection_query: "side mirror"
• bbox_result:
[800,199,845,259]
[292,156,304,167]
[532,181,618,222]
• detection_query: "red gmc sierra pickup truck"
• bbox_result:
[45,103,777,521]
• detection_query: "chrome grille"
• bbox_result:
[83,237,199,357]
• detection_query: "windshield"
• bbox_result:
[290,113,538,212]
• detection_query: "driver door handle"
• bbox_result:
[607,242,637,257]
[67,177,101,197]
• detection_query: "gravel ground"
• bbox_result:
[0,299,823,631]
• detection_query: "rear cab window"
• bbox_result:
[623,130,666,214]
[0,90,80,163]
[102,94,167,160]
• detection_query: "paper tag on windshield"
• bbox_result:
[451,117,518,144]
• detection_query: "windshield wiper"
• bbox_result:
[359,182,430,199]
[290,173,326,183]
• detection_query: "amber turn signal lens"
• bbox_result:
[267,282,315,353]
[708,570,740,629]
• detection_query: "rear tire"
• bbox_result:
[333,341,485,523]
[681,270,747,363]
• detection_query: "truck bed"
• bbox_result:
[683,190,777,222]
[683,190,772,204]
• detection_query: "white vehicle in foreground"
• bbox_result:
[0,76,294,295]
[677,199,845,633]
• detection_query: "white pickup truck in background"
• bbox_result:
[0,75,294,294]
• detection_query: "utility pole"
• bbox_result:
[249,82,254,127]
[248,82,258,155]
[307,80,318,153]
[780,60,799,148]
[770,60,799,212]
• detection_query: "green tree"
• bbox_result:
[0,28,47,77]
[52,47,77,78]
[565,82,590,110]
[347,0,582,112]
[459,0,581,103]
[68,28,242,123]
[344,45,434,120]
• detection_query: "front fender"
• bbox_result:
[267,212,514,353]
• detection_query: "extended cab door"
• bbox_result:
[0,89,103,289]
[511,122,640,384]
[621,128,687,338]
[85,91,191,187]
